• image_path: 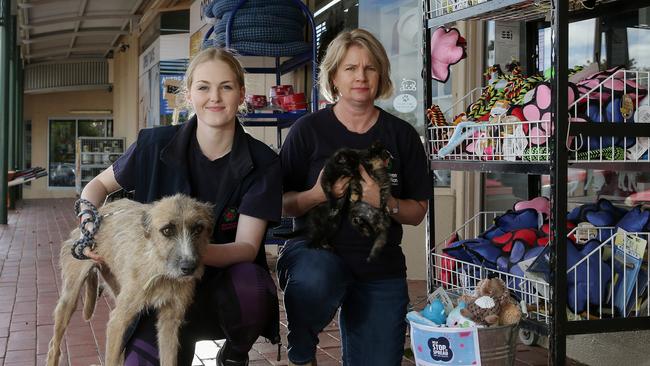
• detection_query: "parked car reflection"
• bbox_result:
[49,162,75,187]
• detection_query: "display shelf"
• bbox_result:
[206,0,319,148]
[425,0,621,29]
[433,211,650,328]
[76,137,125,194]
[243,51,312,76]
[423,0,650,363]
[430,160,550,174]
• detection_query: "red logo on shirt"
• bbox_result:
[220,207,239,231]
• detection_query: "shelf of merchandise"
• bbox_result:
[426,0,624,29]
[75,137,125,194]
[211,0,319,148]
[423,0,650,363]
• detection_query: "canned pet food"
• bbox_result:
[245,94,267,109]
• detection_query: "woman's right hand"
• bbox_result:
[83,246,105,266]
[312,169,350,202]
[79,215,105,265]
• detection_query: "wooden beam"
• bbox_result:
[22,28,127,44]
[20,13,139,29]
[26,45,108,59]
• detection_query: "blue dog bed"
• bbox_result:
[213,27,304,45]
[213,12,304,35]
[528,239,611,313]
[207,0,299,18]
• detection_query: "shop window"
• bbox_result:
[627,27,650,70]
[483,173,529,211]
[539,18,597,73]
[48,118,113,188]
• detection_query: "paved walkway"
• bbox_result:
[0,198,562,366]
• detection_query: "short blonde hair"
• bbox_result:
[181,48,246,111]
[318,29,393,103]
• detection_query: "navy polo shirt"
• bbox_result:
[281,106,433,280]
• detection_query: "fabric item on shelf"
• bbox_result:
[514,196,550,217]
[568,62,600,84]
[491,228,538,253]
[522,146,625,161]
[443,238,502,269]
[522,146,548,161]
[493,208,540,232]
[575,146,626,161]
[216,5,305,24]
[616,206,650,232]
[207,0,298,19]
[429,27,467,83]
[527,239,612,314]
[213,27,304,46]
[203,39,312,57]
[575,66,648,105]
[214,12,304,35]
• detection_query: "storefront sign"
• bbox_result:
[393,94,417,113]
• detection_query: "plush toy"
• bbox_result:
[446,301,477,328]
[421,299,447,325]
[460,278,521,326]
[430,27,467,83]
[499,300,522,326]
[460,293,500,326]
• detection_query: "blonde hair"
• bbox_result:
[181,48,246,111]
[318,29,394,103]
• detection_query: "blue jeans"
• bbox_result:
[277,239,409,366]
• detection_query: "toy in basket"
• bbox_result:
[407,279,521,365]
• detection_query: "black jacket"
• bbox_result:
[123,116,281,344]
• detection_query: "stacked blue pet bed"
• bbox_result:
[202,0,312,57]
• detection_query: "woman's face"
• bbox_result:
[188,59,244,129]
[332,44,379,106]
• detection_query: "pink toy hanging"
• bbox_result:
[430,27,467,83]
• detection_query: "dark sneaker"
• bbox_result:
[216,342,249,366]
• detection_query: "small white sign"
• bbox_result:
[393,94,417,113]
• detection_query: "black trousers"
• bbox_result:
[122,262,278,366]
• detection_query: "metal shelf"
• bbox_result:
[244,52,312,76]
[569,161,650,171]
[426,0,623,29]
[431,160,650,173]
[424,1,650,363]
[239,111,307,146]
[430,160,550,174]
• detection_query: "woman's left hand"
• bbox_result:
[359,165,381,208]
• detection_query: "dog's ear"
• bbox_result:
[142,211,152,239]
[197,202,216,236]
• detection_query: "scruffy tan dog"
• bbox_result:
[46,194,214,366]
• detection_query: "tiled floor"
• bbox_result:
[0,198,569,366]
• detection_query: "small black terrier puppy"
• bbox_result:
[307,142,392,262]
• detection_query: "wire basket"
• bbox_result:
[431,211,650,327]
[429,119,550,162]
[568,69,650,163]
[428,69,650,164]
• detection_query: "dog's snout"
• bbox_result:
[179,259,197,276]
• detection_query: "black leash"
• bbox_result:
[71,198,102,260]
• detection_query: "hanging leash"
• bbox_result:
[71,198,102,260]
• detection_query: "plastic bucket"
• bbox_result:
[409,321,518,366]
